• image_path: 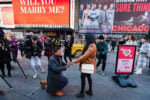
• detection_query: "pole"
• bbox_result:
[0,75,13,90]
[11,50,27,79]
[16,61,27,79]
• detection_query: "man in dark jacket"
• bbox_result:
[111,38,117,52]
[0,28,5,96]
[64,35,73,64]
[19,39,24,57]
[44,37,53,59]
[47,45,68,96]
[24,34,44,79]
[0,28,12,77]
[96,35,108,76]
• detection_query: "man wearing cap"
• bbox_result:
[96,35,108,76]
[24,34,44,78]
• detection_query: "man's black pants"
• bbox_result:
[64,52,72,64]
[96,54,107,71]
[0,62,11,76]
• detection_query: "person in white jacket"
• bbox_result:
[135,36,150,74]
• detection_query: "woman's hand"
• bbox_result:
[67,62,74,68]
[137,52,141,55]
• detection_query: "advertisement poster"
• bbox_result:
[113,0,150,34]
[116,45,136,74]
[12,0,70,28]
[0,5,15,28]
[79,0,115,34]
[0,0,11,2]
[70,0,75,29]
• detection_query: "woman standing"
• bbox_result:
[125,35,137,45]
[10,36,18,61]
[67,34,97,97]
[135,36,150,74]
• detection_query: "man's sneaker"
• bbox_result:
[41,67,45,73]
[101,71,105,76]
[0,90,5,96]
[33,73,37,79]
[55,91,64,96]
[135,71,142,75]
[135,68,142,75]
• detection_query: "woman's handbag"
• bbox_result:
[81,64,95,74]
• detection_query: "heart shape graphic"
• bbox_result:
[123,49,131,57]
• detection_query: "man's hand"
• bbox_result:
[0,43,2,47]
[67,62,74,68]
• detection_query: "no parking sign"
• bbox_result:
[115,45,136,74]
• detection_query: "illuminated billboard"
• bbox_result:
[0,0,11,2]
[79,0,115,34]
[12,0,70,28]
[113,0,150,34]
[0,4,15,28]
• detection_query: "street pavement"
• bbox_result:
[0,52,150,100]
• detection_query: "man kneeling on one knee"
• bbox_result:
[47,45,68,96]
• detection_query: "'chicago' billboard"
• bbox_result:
[113,0,150,34]
[79,0,115,34]
[12,0,70,28]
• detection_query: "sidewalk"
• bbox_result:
[0,52,150,100]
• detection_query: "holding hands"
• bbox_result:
[67,62,74,68]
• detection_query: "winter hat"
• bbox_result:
[26,32,33,36]
[32,35,38,41]
[142,35,148,41]
[98,35,104,39]
[53,45,61,53]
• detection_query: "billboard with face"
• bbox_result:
[79,0,115,34]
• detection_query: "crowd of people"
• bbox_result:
[0,27,150,97]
